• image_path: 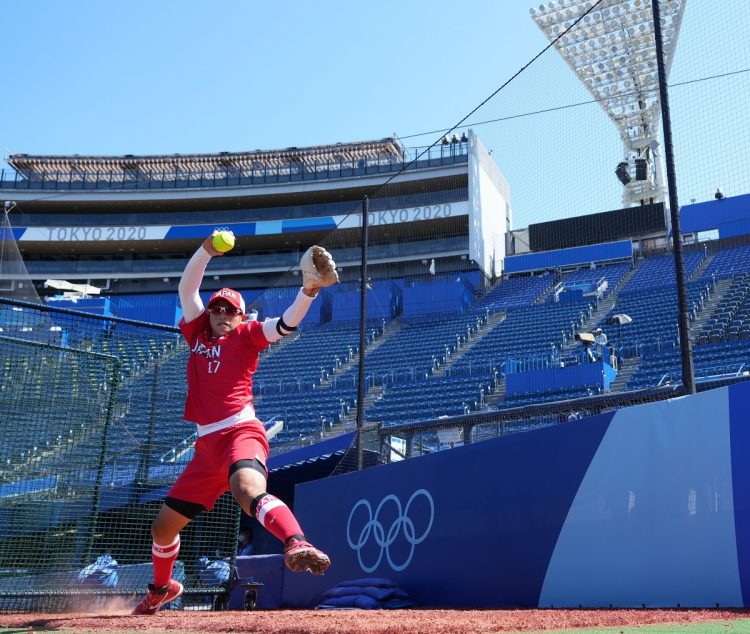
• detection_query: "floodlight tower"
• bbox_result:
[531,0,686,207]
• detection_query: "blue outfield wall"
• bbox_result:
[283,381,750,608]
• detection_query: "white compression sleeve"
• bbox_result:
[262,288,316,342]
[178,247,212,323]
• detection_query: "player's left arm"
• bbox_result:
[261,245,339,343]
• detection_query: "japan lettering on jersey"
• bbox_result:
[179,312,271,425]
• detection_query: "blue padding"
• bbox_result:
[257,287,330,326]
[401,279,471,317]
[504,240,632,274]
[283,415,612,608]
[682,194,750,234]
[730,380,750,606]
[47,297,112,317]
[228,554,285,609]
[541,387,742,607]
[109,293,177,325]
[257,286,299,314]
[281,217,337,232]
[0,476,57,498]
[330,285,397,323]
[557,288,584,303]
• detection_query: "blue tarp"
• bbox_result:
[267,432,355,472]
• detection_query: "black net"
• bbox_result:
[0,205,43,304]
[0,299,234,611]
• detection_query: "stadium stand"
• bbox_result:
[450,300,595,378]
[553,262,632,300]
[474,274,554,311]
[699,243,750,281]
[10,242,750,468]
[591,282,711,357]
[619,251,705,294]
[696,272,750,343]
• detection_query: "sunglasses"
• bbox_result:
[208,305,243,316]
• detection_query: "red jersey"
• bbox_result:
[179,312,271,425]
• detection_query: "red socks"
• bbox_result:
[255,494,303,543]
[151,535,180,587]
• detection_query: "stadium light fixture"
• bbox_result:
[615,161,631,185]
[531,0,687,206]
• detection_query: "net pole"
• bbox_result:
[137,361,159,488]
[356,196,369,470]
[221,504,242,610]
[652,0,695,394]
[83,360,122,563]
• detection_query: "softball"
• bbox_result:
[212,230,235,253]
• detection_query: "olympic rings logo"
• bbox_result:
[346,489,434,573]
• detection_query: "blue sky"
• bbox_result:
[2,2,748,229]
[0,2,542,158]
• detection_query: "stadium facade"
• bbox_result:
[0,131,510,311]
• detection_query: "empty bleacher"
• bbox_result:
[12,239,750,486]
[253,322,366,393]
[593,282,712,357]
[450,300,595,378]
[619,251,705,294]
[477,274,554,311]
[626,340,750,390]
[700,243,750,281]
[557,262,632,297]
[696,273,750,343]
[365,375,495,427]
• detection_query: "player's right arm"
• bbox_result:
[178,234,223,323]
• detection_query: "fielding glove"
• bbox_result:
[301,245,339,291]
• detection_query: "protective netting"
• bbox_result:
[0,299,234,610]
[0,205,44,305]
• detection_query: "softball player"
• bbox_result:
[133,232,338,614]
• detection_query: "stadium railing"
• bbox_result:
[0,143,468,192]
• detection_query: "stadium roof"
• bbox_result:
[7,138,404,178]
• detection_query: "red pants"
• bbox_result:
[168,420,269,510]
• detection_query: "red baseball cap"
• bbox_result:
[207,288,245,313]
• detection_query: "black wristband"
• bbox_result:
[276,316,298,336]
